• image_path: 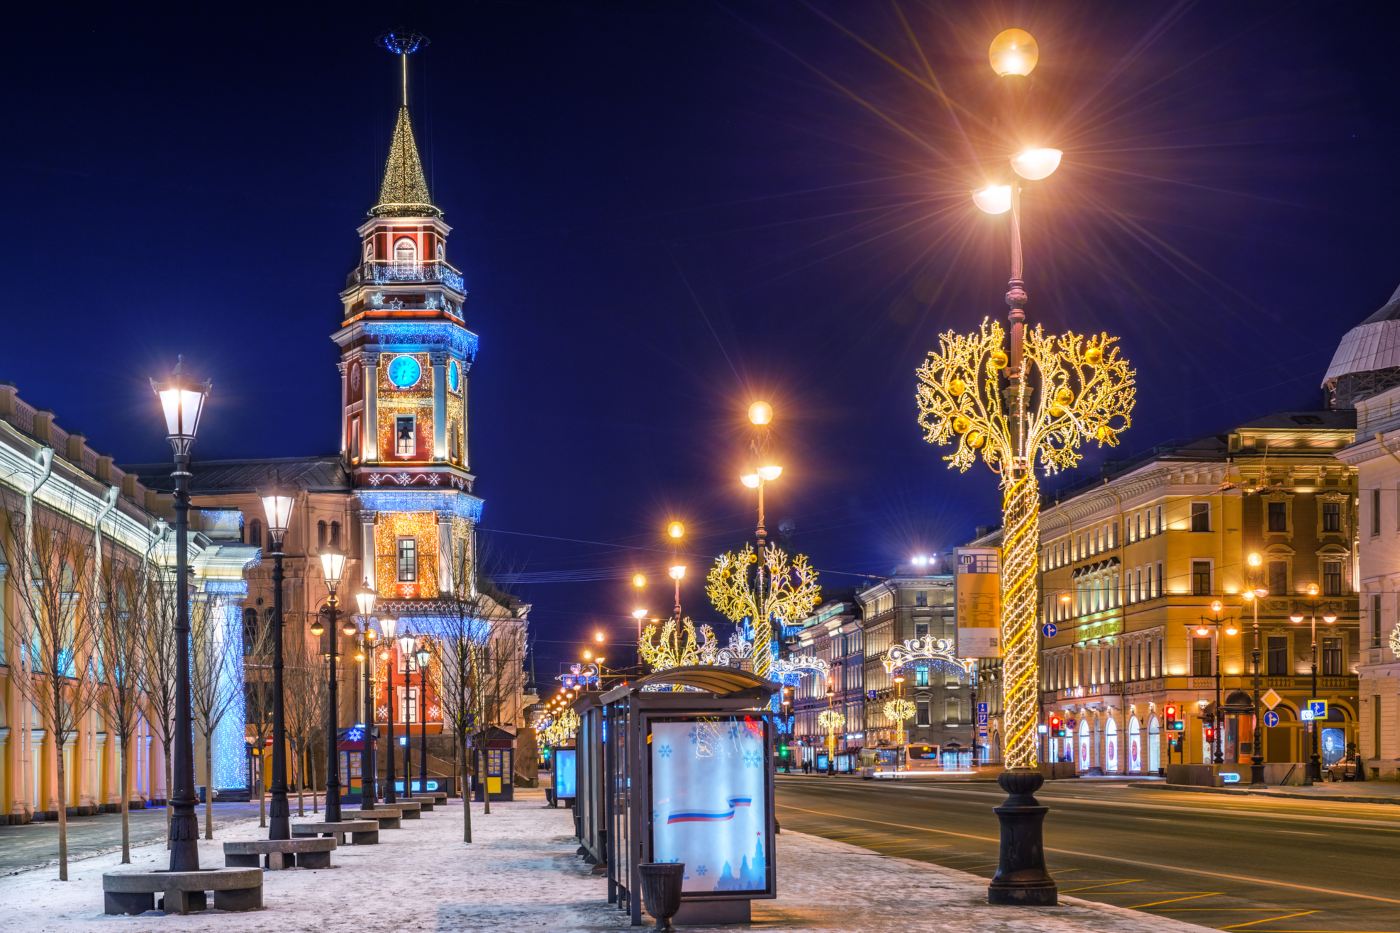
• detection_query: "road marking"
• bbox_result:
[1129,893,1223,909]
[776,802,1400,906]
[1061,879,1145,894]
[1277,829,1324,836]
[1222,911,1317,930]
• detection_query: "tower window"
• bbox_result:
[331,521,341,547]
[363,240,373,262]
[318,520,328,549]
[249,519,262,549]
[395,414,416,457]
[397,537,418,582]
[394,237,417,264]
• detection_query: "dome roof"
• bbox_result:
[1323,283,1400,407]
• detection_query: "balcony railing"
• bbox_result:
[346,261,465,293]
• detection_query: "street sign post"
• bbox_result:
[1263,710,1280,728]
[1261,688,1282,711]
[1041,622,1057,638]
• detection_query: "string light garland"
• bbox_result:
[639,617,714,675]
[915,318,1134,769]
[706,542,820,682]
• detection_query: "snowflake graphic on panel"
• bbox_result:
[658,744,673,759]
[696,865,708,876]
[688,726,701,745]
[727,723,741,739]
[743,750,761,768]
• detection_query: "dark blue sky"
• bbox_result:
[7,2,1399,674]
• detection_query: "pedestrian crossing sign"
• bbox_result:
[1307,698,1327,720]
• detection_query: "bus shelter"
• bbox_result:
[571,692,606,863]
[602,666,777,926]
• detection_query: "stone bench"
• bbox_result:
[390,799,423,819]
[103,867,262,915]
[291,819,378,845]
[406,796,435,811]
[341,807,402,829]
[224,836,335,870]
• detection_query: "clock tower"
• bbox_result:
[333,34,481,610]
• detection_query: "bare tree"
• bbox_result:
[189,592,240,839]
[94,558,147,863]
[240,607,277,827]
[284,625,327,818]
[137,544,178,846]
[0,486,103,881]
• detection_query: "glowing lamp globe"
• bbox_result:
[319,548,346,592]
[150,358,211,453]
[397,634,416,657]
[632,572,647,589]
[972,183,1012,215]
[632,608,648,620]
[1323,613,1337,625]
[379,617,398,640]
[1247,552,1262,568]
[667,520,685,540]
[260,487,295,545]
[989,27,1039,77]
[1011,148,1062,181]
[740,473,760,489]
[341,617,358,637]
[668,564,686,581]
[748,400,774,426]
[757,464,783,482]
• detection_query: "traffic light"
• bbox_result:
[1165,702,1184,731]
[1049,715,1065,738]
[1204,726,1215,744]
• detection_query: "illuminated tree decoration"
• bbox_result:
[540,707,580,747]
[638,617,715,675]
[883,698,916,723]
[816,709,846,732]
[1391,621,1400,660]
[706,542,821,682]
[915,318,1134,770]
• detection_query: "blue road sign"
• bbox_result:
[1308,699,1328,720]
[1263,710,1280,728]
[1041,622,1057,638]
[977,703,989,728]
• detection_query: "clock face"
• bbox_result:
[387,354,422,389]
[448,359,461,392]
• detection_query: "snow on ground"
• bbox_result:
[0,789,1208,932]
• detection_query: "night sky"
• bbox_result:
[8,2,1400,677]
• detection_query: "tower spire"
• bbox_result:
[372,32,439,218]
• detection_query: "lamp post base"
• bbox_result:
[1248,755,1266,789]
[987,769,1057,907]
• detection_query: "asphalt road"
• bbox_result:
[776,775,1400,933]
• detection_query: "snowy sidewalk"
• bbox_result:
[0,789,1208,932]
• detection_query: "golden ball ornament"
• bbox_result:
[990,350,1009,370]
[952,415,971,434]
[949,377,967,397]
[1055,386,1074,405]
[1085,345,1103,365]
[967,429,985,449]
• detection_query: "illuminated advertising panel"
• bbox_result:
[555,748,578,800]
[650,717,771,896]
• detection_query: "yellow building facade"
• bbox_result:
[1032,412,1359,777]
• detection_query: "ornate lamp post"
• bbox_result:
[151,359,210,872]
[914,29,1135,908]
[398,632,417,794]
[355,582,378,806]
[1193,601,1238,766]
[415,640,432,796]
[1243,553,1268,788]
[258,483,295,839]
[817,701,844,776]
[380,618,400,803]
[1290,583,1335,784]
[739,401,785,678]
[315,546,348,821]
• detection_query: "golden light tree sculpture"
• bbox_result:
[816,708,846,765]
[915,319,1134,769]
[638,617,714,674]
[706,542,820,681]
[883,698,916,748]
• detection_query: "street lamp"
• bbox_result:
[379,617,399,803]
[915,27,1134,909]
[1243,553,1268,787]
[415,640,432,798]
[259,482,296,839]
[397,633,417,794]
[631,607,648,672]
[355,582,378,806]
[151,358,209,872]
[1194,600,1238,766]
[1292,583,1332,783]
[668,562,686,620]
[319,546,347,822]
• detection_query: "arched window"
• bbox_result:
[317,521,328,549]
[363,240,373,262]
[331,521,342,547]
[249,519,263,549]
[394,237,417,264]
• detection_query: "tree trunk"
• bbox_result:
[204,736,214,840]
[163,739,173,850]
[257,753,266,827]
[293,740,305,816]
[55,735,69,881]
[120,746,131,863]
[459,724,472,843]
[310,746,318,814]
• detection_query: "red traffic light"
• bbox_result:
[1204,727,1216,742]
[1164,703,1177,719]
[1049,716,1061,729]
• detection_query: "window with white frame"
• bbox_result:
[396,537,418,582]
[395,414,416,457]
[1190,501,1211,533]
[394,237,417,264]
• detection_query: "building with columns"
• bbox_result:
[0,386,255,823]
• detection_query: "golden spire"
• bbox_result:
[371,32,440,218]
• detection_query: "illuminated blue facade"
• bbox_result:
[206,579,249,792]
[355,489,483,521]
